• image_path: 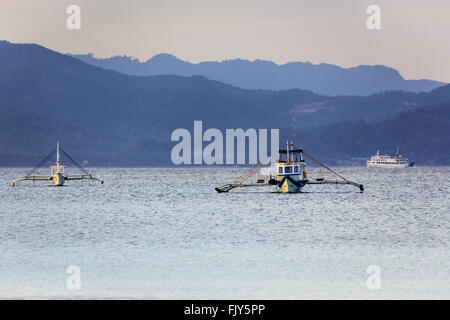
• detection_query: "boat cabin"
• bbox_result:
[275,142,307,182]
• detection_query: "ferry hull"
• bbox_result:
[367,163,409,168]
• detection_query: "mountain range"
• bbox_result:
[0,40,449,166]
[71,53,445,96]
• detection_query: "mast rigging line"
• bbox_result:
[26,148,57,176]
[25,146,90,177]
[302,151,348,182]
[215,152,279,192]
[59,147,90,175]
[230,152,280,185]
[301,150,363,191]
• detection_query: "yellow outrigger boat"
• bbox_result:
[12,142,103,187]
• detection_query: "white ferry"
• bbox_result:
[366,147,414,168]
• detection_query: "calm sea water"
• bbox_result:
[0,166,449,299]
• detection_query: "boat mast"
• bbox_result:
[56,142,60,172]
[290,141,294,162]
[286,140,289,163]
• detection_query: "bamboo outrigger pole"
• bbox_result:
[302,152,364,191]
[215,152,279,193]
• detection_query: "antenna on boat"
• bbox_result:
[396,146,400,156]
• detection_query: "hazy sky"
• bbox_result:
[1,0,449,82]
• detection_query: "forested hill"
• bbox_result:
[0,41,449,166]
[290,101,450,165]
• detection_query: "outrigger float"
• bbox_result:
[215,142,364,193]
[12,142,103,187]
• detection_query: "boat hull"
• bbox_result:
[278,176,306,193]
[51,172,65,186]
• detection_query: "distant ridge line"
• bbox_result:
[69,52,445,96]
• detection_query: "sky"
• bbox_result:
[1,0,449,82]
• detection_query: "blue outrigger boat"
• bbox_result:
[215,141,364,193]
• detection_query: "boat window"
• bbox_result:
[294,166,299,173]
[285,166,292,173]
[278,167,283,174]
